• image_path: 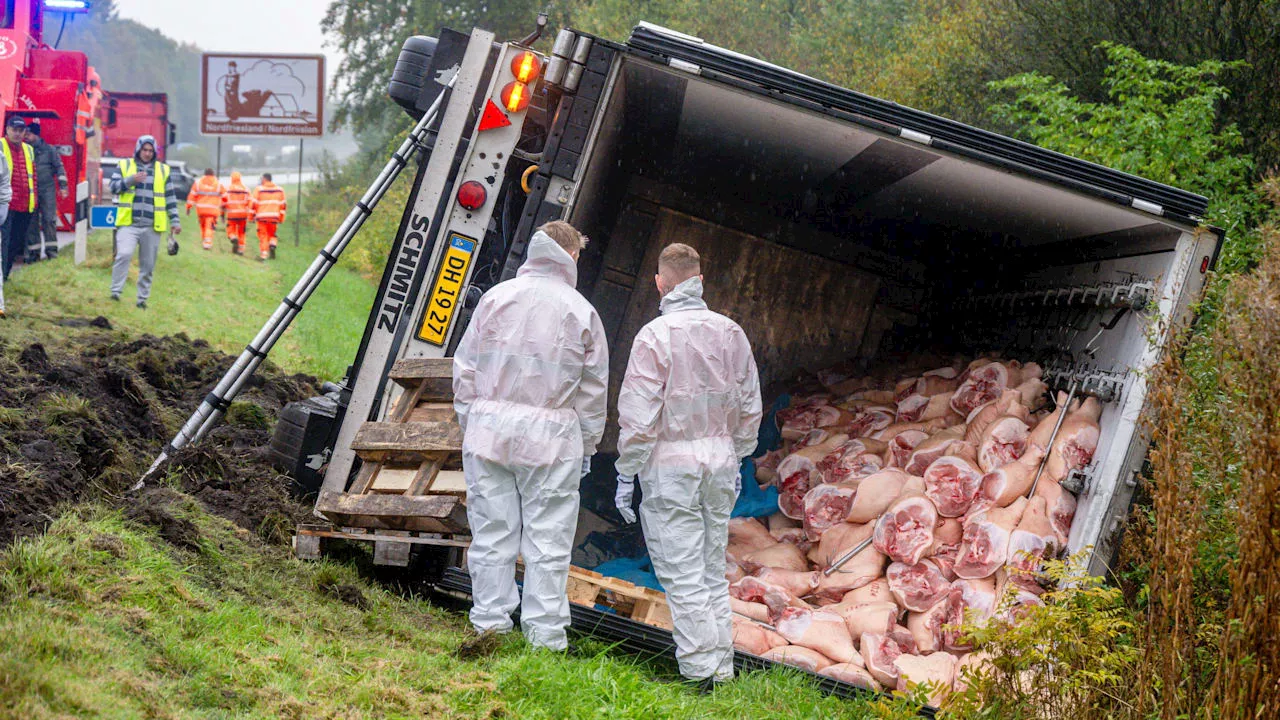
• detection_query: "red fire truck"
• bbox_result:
[0,0,97,253]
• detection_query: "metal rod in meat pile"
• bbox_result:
[1028,379,1078,498]
[822,536,874,577]
[732,611,777,632]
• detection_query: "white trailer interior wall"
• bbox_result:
[563,55,1221,576]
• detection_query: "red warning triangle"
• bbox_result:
[478,99,512,132]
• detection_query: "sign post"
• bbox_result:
[201,53,324,251]
[295,137,304,247]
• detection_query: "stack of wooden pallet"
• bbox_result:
[566,566,674,630]
[313,358,469,535]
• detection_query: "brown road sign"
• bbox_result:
[202,53,325,137]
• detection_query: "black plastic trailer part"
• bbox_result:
[622,24,1209,224]
[435,568,936,714]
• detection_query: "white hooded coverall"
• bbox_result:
[616,276,763,680]
[452,231,609,649]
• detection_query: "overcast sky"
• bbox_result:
[112,0,339,78]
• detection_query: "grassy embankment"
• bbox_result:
[2,502,876,719]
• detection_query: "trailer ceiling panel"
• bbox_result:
[673,76,877,192]
[625,24,1209,220]
[616,60,1185,249]
[854,156,1156,243]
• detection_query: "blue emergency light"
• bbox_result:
[44,0,92,13]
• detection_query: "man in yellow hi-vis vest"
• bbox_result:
[108,135,182,309]
[1,116,36,283]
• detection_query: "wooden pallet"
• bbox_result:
[566,566,674,630]
[293,523,471,567]
[313,358,469,535]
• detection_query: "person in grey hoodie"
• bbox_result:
[0,146,11,318]
[108,134,181,309]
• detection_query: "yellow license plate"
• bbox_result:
[418,232,477,346]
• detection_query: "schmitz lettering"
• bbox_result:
[376,213,433,333]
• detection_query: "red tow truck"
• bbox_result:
[97,91,172,159]
[0,0,100,255]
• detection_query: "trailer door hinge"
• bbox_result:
[1131,198,1164,216]
[668,58,701,75]
[899,128,932,146]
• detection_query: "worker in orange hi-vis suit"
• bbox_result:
[250,172,286,261]
[222,171,252,255]
[185,168,225,250]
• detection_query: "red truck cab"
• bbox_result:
[98,91,174,159]
[0,0,95,242]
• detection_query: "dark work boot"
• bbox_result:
[684,677,719,695]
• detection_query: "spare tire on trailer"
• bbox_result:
[388,35,439,119]
[268,394,339,496]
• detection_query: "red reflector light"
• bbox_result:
[1200,255,1210,273]
[457,180,487,211]
[501,81,530,112]
[511,51,542,84]
[478,99,512,132]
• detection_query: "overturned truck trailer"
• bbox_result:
[285,21,1221,696]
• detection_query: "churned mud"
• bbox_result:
[0,323,318,546]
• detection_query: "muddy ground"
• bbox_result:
[0,319,319,546]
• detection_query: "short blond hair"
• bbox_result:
[658,243,701,285]
[539,220,588,255]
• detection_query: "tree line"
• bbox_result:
[322,0,1280,172]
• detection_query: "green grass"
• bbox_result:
[0,500,884,719]
[2,214,371,381]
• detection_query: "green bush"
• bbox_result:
[943,558,1139,718]
[989,42,1264,271]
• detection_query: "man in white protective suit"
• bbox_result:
[452,220,609,650]
[614,242,763,690]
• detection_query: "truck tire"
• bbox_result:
[388,35,438,119]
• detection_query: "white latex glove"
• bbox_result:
[581,456,592,478]
[615,474,637,524]
[734,472,742,498]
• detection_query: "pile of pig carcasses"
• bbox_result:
[726,357,1102,705]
